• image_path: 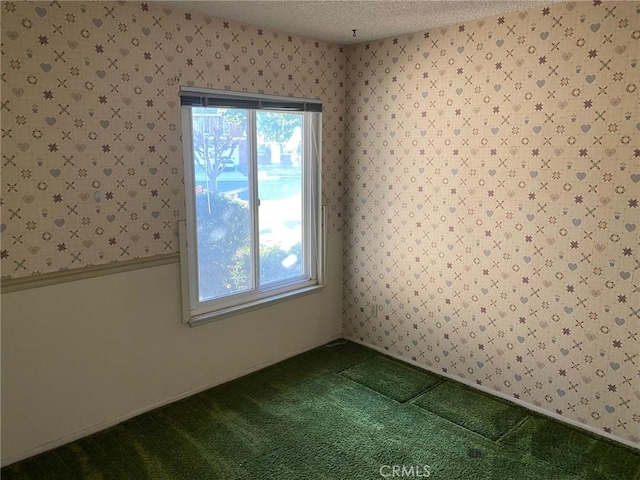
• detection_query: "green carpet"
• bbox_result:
[3,341,639,480]
[499,414,640,480]
[411,380,529,440]
[340,354,442,402]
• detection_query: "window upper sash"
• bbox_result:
[179,87,322,112]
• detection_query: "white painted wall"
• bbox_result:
[1,230,342,466]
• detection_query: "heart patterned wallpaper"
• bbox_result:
[1,0,638,448]
[0,1,345,278]
[342,1,639,445]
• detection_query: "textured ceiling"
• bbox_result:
[159,1,555,45]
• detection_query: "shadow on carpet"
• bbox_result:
[3,341,639,480]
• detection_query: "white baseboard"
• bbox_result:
[344,336,640,452]
[1,332,342,467]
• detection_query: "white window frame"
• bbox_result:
[178,87,325,326]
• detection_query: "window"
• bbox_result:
[179,88,324,324]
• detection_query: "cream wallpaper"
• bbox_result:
[0,1,345,278]
[342,1,639,445]
[1,0,638,449]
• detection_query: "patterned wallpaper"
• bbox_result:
[342,1,639,445]
[2,0,638,448]
[0,1,345,278]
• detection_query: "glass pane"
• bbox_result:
[192,107,252,302]
[256,111,304,286]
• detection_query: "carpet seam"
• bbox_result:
[404,400,533,448]
[483,415,591,480]
[5,341,638,480]
[337,353,443,384]
[333,352,380,375]
[336,372,425,404]
[337,355,444,403]
[493,414,533,444]
[407,399,494,443]
[336,373,403,403]
[409,383,532,442]
[403,379,447,404]
[493,416,636,480]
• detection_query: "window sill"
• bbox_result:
[188,284,325,327]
